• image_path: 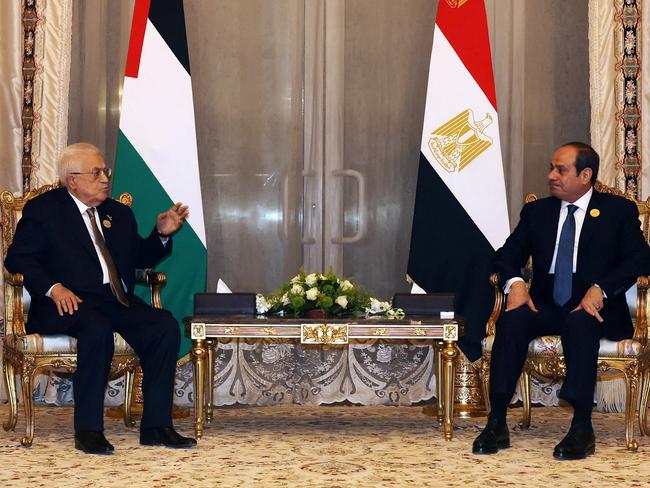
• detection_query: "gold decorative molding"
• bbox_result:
[301,324,349,344]
[443,324,458,341]
[191,322,206,340]
[372,328,387,336]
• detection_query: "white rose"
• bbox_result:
[291,284,304,295]
[366,297,382,314]
[340,280,353,292]
[281,293,290,305]
[290,275,302,284]
[335,295,348,309]
[305,287,319,301]
[256,294,271,314]
[305,273,318,286]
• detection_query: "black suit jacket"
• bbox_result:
[5,187,171,329]
[495,189,650,340]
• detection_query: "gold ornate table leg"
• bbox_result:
[205,339,216,424]
[191,339,207,440]
[442,339,458,441]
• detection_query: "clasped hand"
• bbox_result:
[506,281,604,323]
[156,202,189,236]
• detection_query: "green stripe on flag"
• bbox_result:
[113,130,207,358]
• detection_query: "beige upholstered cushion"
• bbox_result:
[482,334,642,358]
[4,333,134,354]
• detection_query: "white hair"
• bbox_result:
[58,143,103,186]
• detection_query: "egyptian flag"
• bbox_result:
[407,0,509,361]
[113,0,207,358]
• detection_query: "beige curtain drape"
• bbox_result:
[0,2,24,192]
[29,0,73,188]
[0,0,26,403]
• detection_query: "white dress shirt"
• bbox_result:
[504,187,594,294]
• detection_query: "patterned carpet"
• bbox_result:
[0,404,649,487]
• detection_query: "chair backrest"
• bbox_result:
[1,184,133,336]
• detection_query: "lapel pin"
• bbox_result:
[102,219,112,229]
[590,208,600,217]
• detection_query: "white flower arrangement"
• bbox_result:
[256,269,404,318]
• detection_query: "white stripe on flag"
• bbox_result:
[120,20,206,246]
[420,27,509,251]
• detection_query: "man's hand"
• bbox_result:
[505,280,538,312]
[50,284,83,316]
[156,202,189,236]
[572,285,605,323]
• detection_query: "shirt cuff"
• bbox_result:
[46,283,61,297]
[504,277,525,294]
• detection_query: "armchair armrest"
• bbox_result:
[634,275,649,343]
[135,268,167,309]
[486,273,504,337]
[3,270,26,336]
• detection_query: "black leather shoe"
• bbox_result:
[553,425,596,460]
[472,419,510,454]
[74,431,114,455]
[140,427,197,448]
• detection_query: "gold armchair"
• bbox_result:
[480,181,650,451]
[1,184,166,446]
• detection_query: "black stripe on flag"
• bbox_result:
[148,0,191,75]
[407,153,496,361]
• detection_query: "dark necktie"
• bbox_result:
[87,208,129,307]
[553,204,578,306]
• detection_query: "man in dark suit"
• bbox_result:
[5,143,197,454]
[472,142,650,459]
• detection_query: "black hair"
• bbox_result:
[561,142,599,184]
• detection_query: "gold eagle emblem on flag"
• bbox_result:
[428,109,493,173]
[445,0,471,8]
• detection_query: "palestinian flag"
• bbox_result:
[113,0,206,358]
[407,0,509,361]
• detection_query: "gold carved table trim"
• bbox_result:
[185,315,461,441]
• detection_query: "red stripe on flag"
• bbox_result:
[125,0,152,78]
[435,0,497,110]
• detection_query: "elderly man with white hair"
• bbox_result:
[5,143,196,454]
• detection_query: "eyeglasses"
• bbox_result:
[70,167,112,179]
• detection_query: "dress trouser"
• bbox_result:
[489,303,602,412]
[28,287,180,432]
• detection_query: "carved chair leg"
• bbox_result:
[624,368,640,451]
[20,366,35,447]
[639,370,650,437]
[3,359,18,432]
[519,369,531,430]
[122,368,136,428]
[480,354,491,414]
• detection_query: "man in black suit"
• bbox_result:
[5,143,197,454]
[472,142,650,459]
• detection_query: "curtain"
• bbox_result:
[29,0,73,188]
[0,0,26,402]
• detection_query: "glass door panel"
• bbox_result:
[186,0,306,293]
